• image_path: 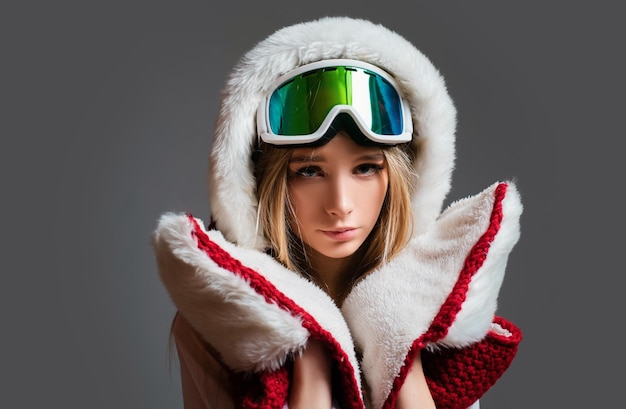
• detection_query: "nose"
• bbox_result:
[325,173,354,216]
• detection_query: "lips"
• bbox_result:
[321,227,359,241]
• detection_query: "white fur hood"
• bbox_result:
[208,16,457,250]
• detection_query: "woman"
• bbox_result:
[153,17,523,409]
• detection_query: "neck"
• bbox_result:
[304,249,357,305]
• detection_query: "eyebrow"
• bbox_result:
[289,152,385,163]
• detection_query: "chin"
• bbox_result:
[315,243,363,260]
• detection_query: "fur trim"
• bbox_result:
[340,181,522,409]
[153,212,360,384]
[440,183,522,346]
[209,16,456,249]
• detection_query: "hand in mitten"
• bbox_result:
[341,181,523,409]
[153,213,363,408]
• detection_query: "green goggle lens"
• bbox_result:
[268,66,404,137]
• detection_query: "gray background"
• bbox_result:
[3,1,623,408]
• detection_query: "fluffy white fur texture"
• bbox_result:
[153,212,361,385]
[208,16,457,250]
[442,183,522,346]
[340,182,522,409]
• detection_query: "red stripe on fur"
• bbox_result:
[383,182,509,409]
[427,182,508,340]
[187,215,364,409]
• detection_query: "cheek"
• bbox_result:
[287,183,316,224]
[369,185,388,217]
[370,175,389,214]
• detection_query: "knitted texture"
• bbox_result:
[231,368,290,409]
[422,317,522,409]
[188,215,364,409]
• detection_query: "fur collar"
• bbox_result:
[154,212,361,381]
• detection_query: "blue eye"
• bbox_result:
[355,164,383,176]
[295,166,322,178]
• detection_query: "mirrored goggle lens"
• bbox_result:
[268,66,405,137]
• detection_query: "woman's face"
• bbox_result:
[287,132,389,261]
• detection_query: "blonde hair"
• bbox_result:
[254,137,416,299]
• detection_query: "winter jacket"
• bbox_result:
[153,16,523,409]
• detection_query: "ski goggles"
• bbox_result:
[257,59,413,146]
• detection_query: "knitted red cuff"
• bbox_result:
[422,316,522,409]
